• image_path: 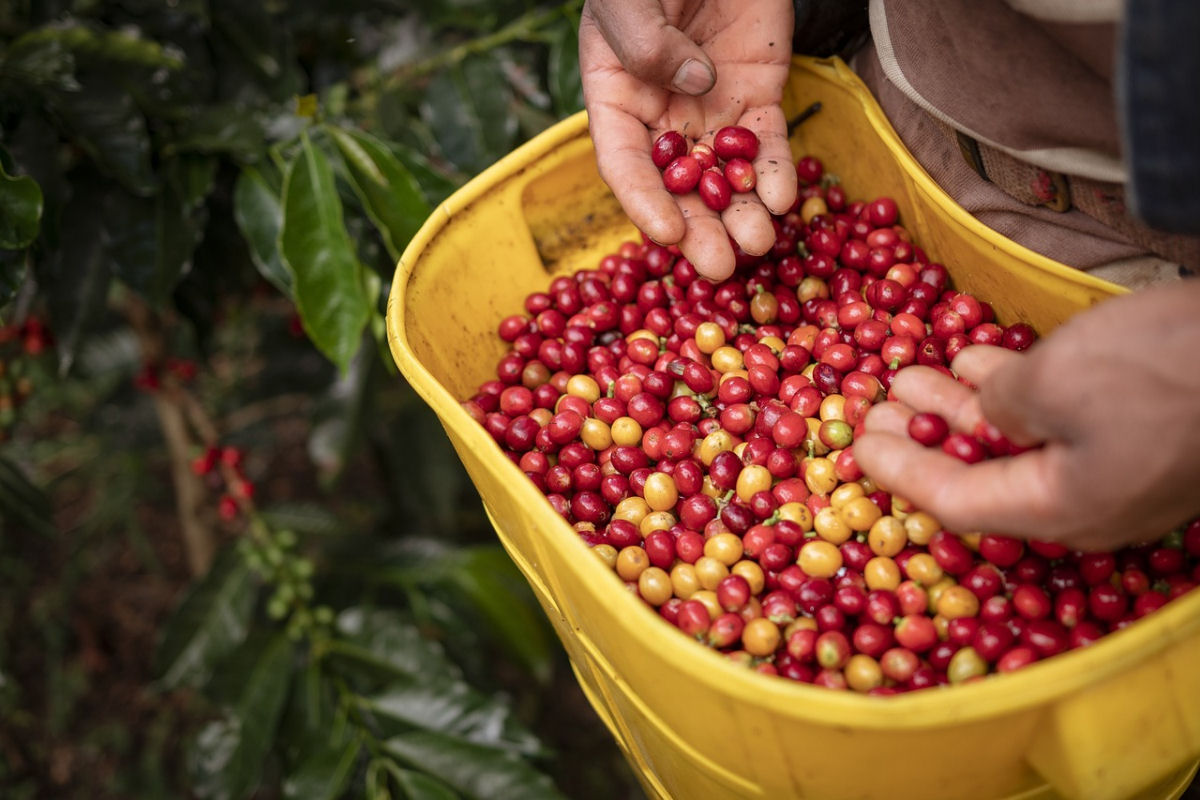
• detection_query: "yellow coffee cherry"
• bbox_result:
[904,552,944,587]
[711,345,744,373]
[778,502,814,531]
[936,585,981,619]
[819,393,846,422]
[830,482,865,510]
[742,618,782,657]
[643,472,679,512]
[798,540,843,578]
[845,654,884,693]
[736,464,772,503]
[611,416,643,447]
[638,566,674,606]
[867,515,907,557]
[813,506,852,545]
[615,546,649,582]
[670,562,701,599]
[842,496,882,532]
[864,556,901,591]
[697,429,735,465]
[694,556,730,591]
[800,195,828,224]
[904,511,941,546]
[804,418,831,456]
[580,418,612,450]
[591,543,618,570]
[926,577,957,615]
[639,510,676,537]
[758,335,786,353]
[613,496,649,526]
[694,321,726,354]
[704,533,745,566]
[804,457,838,495]
[566,374,601,402]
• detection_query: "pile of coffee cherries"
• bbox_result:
[653,126,760,211]
[461,139,1200,693]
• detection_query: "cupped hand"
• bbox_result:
[853,280,1200,551]
[579,0,797,281]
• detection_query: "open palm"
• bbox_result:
[579,0,796,280]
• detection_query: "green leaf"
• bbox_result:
[328,126,430,262]
[390,768,460,800]
[388,142,462,207]
[154,545,256,690]
[187,634,294,800]
[547,21,584,118]
[0,29,80,91]
[48,77,155,196]
[384,731,566,800]
[165,104,269,162]
[330,608,463,684]
[233,166,292,298]
[446,548,553,685]
[34,177,112,376]
[282,736,359,800]
[421,56,517,175]
[104,157,212,305]
[0,158,44,249]
[370,760,459,800]
[6,21,184,75]
[461,54,519,163]
[0,248,28,308]
[279,658,359,800]
[364,676,544,756]
[279,132,370,371]
[0,455,55,537]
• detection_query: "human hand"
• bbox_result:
[852,281,1200,551]
[579,0,797,281]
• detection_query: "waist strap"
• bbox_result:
[943,122,1200,271]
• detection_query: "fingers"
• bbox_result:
[676,194,737,281]
[588,105,687,245]
[886,366,986,435]
[585,0,716,95]
[852,430,1061,537]
[678,189,777,281]
[957,345,1053,447]
[949,344,1016,385]
[722,192,776,255]
[742,104,797,216]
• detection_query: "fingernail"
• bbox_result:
[672,59,715,96]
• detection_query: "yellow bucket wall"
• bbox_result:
[386,56,1200,800]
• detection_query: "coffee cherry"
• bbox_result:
[651,130,689,170]
[663,156,702,194]
[712,125,759,161]
[907,412,949,447]
[698,170,733,211]
[723,158,756,193]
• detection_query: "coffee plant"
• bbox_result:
[0,1,639,798]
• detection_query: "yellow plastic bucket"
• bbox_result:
[386,56,1200,800]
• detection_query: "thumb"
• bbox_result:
[585,0,717,95]
[952,345,1046,447]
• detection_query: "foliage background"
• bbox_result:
[0,1,643,798]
